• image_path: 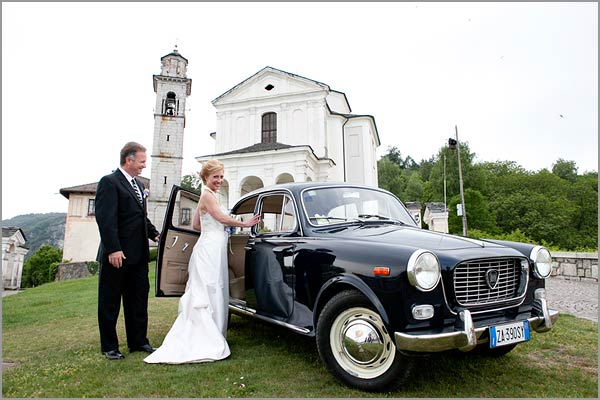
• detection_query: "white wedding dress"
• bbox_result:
[144,191,230,364]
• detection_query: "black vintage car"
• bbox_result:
[155,182,559,391]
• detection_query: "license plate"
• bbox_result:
[489,320,530,348]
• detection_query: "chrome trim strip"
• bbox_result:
[228,303,311,334]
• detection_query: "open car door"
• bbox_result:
[155,185,253,301]
[155,185,200,297]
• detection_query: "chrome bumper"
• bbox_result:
[394,298,559,353]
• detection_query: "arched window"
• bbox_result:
[261,112,277,143]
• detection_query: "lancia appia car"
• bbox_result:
[155,182,559,391]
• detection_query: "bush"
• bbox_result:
[468,228,535,244]
[48,261,60,282]
[86,261,99,275]
[21,245,63,288]
[468,228,597,252]
[149,248,158,262]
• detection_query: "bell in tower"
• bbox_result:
[165,92,177,116]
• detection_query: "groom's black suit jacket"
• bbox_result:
[95,168,159,352]
[95,169,159,265]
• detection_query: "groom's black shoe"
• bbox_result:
[103,350,125,360]
[129,344,156,354]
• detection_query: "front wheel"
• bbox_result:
[316,290,412,392]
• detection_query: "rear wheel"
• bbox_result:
[316,290,412,392]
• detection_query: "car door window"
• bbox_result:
[259,194,297,234]
[171,190,200,230]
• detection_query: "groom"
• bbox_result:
[95,141,160,360]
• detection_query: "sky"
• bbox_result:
[2,2,598,220]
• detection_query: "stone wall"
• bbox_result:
[55,262,91,281]
[551,252,598,282]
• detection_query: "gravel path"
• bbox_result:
[545,277,598,322]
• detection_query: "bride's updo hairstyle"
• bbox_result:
[200,159,225,184]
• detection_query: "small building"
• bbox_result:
[404,201,422,228]
[59,176,151,262]
[423,202,449,233]
[2,227,28,289]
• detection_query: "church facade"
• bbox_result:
[195,66,380,208]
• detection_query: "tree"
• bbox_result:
[377,157,405,198]
[552,159,578,183]
[181,172,202,193]
[448,189,496,234]
[21,245,63,288]
[382,146,420,170]
[567,172,598,249]
[403,172,424,202]
[384,146,404,166]
[427,141,485,203]
[377,143,598,250]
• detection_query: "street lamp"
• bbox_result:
[448,125,468,236]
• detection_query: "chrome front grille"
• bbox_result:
[453,258,525,307]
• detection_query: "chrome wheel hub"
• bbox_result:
[330,307,396,379]
[341,320,384,364]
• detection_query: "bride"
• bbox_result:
[144,160,260,364]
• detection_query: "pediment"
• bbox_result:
[212,67,329,105]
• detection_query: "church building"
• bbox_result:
[195,66,381,208]
[59,49,383,263]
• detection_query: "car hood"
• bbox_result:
[322,223,503,251]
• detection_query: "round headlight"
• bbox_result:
[407,250,441,291]
[531,246,552,278]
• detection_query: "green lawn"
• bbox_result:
[2,265,598,398]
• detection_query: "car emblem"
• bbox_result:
[485,269,500,290]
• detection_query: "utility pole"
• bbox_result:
[455,125,468,236]
[443,153,447,212]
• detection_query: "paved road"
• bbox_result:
[545,277,598,322]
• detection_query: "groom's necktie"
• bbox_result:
[131,178,143,204]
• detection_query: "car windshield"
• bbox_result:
[301,186,418,227]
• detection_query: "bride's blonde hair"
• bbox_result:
[200,159,225,184]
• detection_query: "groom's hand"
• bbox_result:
[108,251,126,268]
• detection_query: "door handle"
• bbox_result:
[182,242,189,252]
[168,236,179,249]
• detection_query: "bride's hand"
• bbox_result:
[243,214,261,228]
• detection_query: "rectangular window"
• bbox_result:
[261,112,277,143]
[87,199,95,216]
[180,208,191,226]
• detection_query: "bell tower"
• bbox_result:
[148,46,192,232]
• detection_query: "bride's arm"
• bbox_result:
[201,191,260,228]
[192,206,201,231]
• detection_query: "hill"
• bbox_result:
[1,212,66,258]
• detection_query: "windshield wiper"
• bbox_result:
[357,214,389,220]
[310,216,353,223]
[357,214,406,225]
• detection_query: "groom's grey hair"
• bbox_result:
[120,142,147,166]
